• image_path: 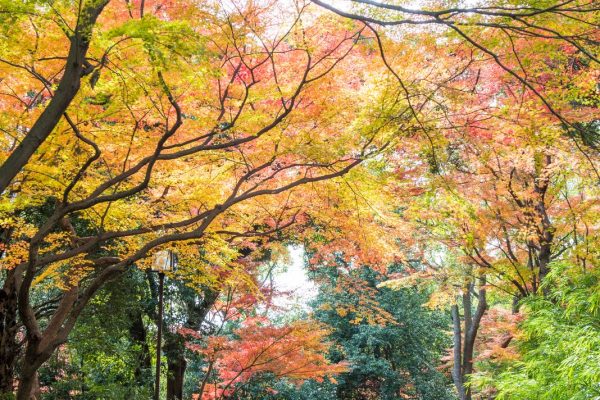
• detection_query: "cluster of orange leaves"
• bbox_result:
[182,318,346,399]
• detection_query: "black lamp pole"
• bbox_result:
[154,270,165,400]
[153,250,175,400]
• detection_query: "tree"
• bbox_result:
[160,246,268,400]
[310,263,454,400]
[0,0,110,192]
[185,318,346,400]
[311,0,600,144]
[0,1,394,397]
[474,265,600,399]
[349,4,600,396]
[36,269,153,399]
[2,1,598,398]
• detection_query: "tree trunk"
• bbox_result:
[534,154,554,296]
[0,270,20,396]
[451,304,467,400]
[130,310,151,386]
[537,231,553,296]
[16,341,53,400]
[451,277,487,400]
[163,286,220,399]
[166,355,186,400]
[512,295,521,314]
[30,372,42,400]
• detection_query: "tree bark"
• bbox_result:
[164,286,219,399]
[0,270,19,395]
[166,355,186,400]
[130,310,152,386]
[452,277,487,400]
[535,159,554,296]
[451,304,466,400]
[0,0,110,193]
[16,340,54,400]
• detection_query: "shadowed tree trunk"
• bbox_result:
[0,270,19,395]
[166,355,186,400]
[130,310,152,386]
[451,276,487,400]
[0,227,19,395]
[451,304,466,400]
[18,341,55,400]
[165,287,220,400]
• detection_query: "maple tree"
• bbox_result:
[381,65,599,399]
[0,0,599,399]
[184,319,346,400]
[0,0,397,398]
[0,0,110,192]
[311,2,600,399]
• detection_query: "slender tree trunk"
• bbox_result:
[451,304,467,400]
[537,235,553,296]
[464,278,486,400]
[451,277,487,400]
[534,154,554,296]
[512,295,521,314]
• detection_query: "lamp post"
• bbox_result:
[151,250,176,400]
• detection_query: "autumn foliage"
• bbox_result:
[182,319,346,399]
[0,0,599,399]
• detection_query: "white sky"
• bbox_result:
[272,245,317,311]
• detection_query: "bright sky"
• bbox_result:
[272,245,317,311]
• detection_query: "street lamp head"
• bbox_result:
[151,249,177,273]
